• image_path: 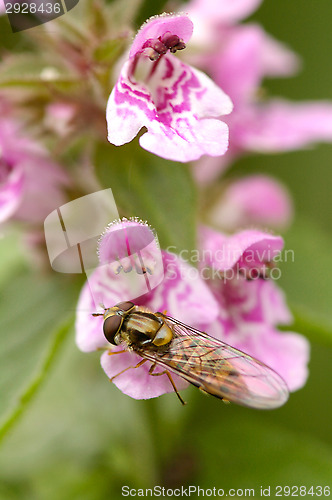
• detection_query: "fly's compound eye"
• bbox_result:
[103,315,122,345]
[115,301,135,312]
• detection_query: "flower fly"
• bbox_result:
[94,301,289,409]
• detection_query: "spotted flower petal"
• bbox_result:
[107,13,232,162]
[199,226,284,272]
[199,226,309,391]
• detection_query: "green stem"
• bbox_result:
[140,398,163,484]
[0,316,73,445]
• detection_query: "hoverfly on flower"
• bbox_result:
[94,301,289,409]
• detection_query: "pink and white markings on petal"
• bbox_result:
[75,218,220,400]
[198,226,310,392]
[106,13,233,162]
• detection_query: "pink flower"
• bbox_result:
[76,219,308,400]
[199,226,310,391]
[208,175,293,232]
[44,102,77,137]
[186,0,263,26]
[0,0,7,14]
[186,0,332,182]
[76,219,219,400]
[0,115,68,224]
[106,13,233,162]
[233,100,332,152]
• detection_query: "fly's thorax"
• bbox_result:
[123,311,173,351]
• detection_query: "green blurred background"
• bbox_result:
[0,0,332,498]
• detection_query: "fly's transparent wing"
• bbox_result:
[141,314,289,410]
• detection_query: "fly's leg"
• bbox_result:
[107,349,128,355]
[109,358,147,382]
[149,363,187,406]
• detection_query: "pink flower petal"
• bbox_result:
[199,226,309,393]
[210,25,265,104]
[44,102,77,137]
[98,218,160,271]
[206,271,292,333]
[107,12,232,163]
[14,157,68,222]
[207,320,309,392]
[107,53,232,162]
[186,0,263,25]
[221,278,292,326]
[100,349,189,400]
[0,116,68,224]
[237,327,310,392]
[208,175,294,231]
[236,100,332,152]
[255,329,310,392]
[199,226,284,271]
[209,25,299,106]
[191,152,236,185]
[143,251,219,329]
[129,14,194,59]
[260,31,300,78]
[0,164,24,223]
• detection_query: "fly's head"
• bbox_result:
[103,301,135,345]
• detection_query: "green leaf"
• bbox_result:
[193,411,332,488]
[284,306,332,348]
[95,141,197,253]
[134,0,170,28]
[277,217,332,345]
[0,231,26,288]
[93,37,128,64]
[0,269,81,441]
[0,54,78,90]
[0,339,169,497]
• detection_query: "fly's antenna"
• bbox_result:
[92,303,106,317]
